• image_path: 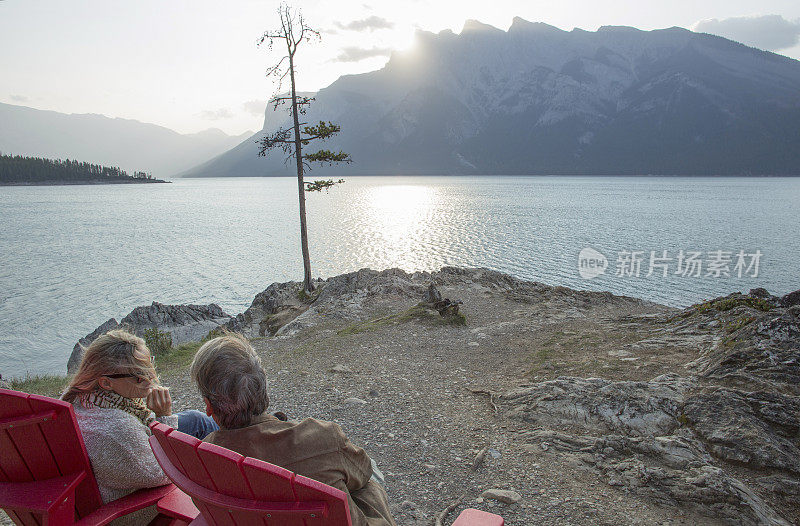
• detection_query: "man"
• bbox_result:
[189,333,396,526]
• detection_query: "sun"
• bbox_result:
[385,27,417,53]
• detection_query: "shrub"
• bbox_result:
[143,327,172,356]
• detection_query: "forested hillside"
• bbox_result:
[0,154,166,184]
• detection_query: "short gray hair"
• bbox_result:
[189,333,269,429]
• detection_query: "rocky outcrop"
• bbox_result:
[226,280,308,337]
[69,302,230,373]
[503,375,793,525]
[68,318,122,374]
[225,266,660,339]
[683,388,800,473]
[228,268,432,337]
[120,302,230,343]
[501,288,800,525]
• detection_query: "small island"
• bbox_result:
[0,154,169,185]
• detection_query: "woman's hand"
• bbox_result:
[146,386,173,417]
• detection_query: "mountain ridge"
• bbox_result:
[0,102,252,177]
[183,19,800,177]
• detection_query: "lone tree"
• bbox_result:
[257,4,351,294]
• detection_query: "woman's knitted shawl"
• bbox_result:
[77,389,154,426]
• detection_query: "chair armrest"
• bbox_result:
[157,488,200,522]
[74,484,178,526]
[0,473,85,514]
[452,508,505,526]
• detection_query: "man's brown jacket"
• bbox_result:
[204,413,396,526]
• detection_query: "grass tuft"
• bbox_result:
[157,342,203,372]
[695,296,774,314]
[10,374,69,398]
[338,303,466,336]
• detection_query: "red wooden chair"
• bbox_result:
[0,388,181,525]
[149,422,504,526]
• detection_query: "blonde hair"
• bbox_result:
[190,332,269,429]
[62,329,157,403]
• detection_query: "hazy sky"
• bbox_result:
[2,0,799,136]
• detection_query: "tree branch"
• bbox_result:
[303,149,352,165]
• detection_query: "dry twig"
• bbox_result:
[471,446,489,471]
[466,387,498,414]
[433,494,465,526]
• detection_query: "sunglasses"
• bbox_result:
[104,356,156,384]
[103,373,151,384]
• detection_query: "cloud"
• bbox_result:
[694,14,800,51]
[334,15,393,32]
[9,94,29,103]
[334,46,393,62]
[241,100,265,116]
[198,108,233,120]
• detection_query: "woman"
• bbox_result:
[61,329,217,520]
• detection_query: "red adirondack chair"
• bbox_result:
[0,388,181,525]
[149,422,504,526]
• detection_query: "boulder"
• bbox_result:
[68,318,121,374]
[780,289,800,307]
[226,280,306,337]
[314,268,427,305]
[692,304,800,394]
[69,303,230,374]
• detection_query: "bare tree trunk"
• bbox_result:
[288,51,314,293]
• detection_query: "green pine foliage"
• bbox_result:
[0,153,163,184]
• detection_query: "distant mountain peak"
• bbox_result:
[596,25,643,33]
[460,19,503,34]
[509,17,564,34]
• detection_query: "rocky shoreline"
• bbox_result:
[49,268,800,524]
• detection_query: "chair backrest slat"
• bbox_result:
[164,429,235,526]
[291,473,351,525]
[150,422,190,474]
[150,422,189,475]
[8,509,39,526]
[240,458,296,502]
[0,429,34,483]
[197,443,266,526]
[150,423,353,526]
[165,431,217,491]
[0,391,38,483]
[150,424,224,526]
[0,389,104,519]
[27,394,103,516]
[6,411,61,481]
[240,459,310,526]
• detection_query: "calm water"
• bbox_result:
[1,176,798,378]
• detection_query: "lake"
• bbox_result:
[1,176,798,378]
